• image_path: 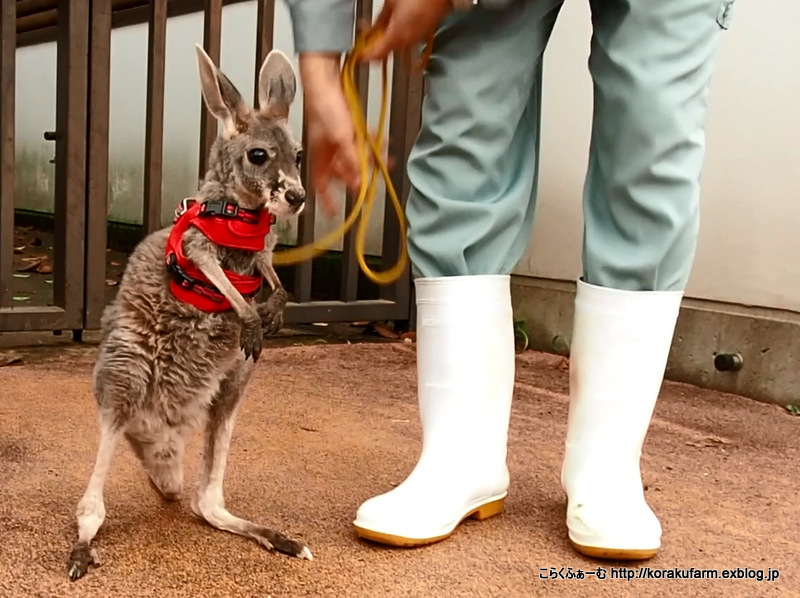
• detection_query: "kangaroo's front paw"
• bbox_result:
[240,312,263,362]
[257,288,288,336]
[67,541,98,581]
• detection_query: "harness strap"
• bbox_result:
[165,199,271,313]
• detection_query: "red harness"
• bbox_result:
[165,198,273,312]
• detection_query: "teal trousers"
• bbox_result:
[405,0,735,291]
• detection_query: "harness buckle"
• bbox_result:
[200,200,239,218]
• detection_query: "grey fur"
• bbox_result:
[67,47,311,582]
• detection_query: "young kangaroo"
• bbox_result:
[67,46,311,581]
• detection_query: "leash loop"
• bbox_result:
[272,27,431,285]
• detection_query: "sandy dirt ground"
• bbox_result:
[0,340,798,598]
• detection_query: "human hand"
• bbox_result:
[359,0,452,62]
[299,53,361,218]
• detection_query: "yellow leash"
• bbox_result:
[272,27,428,286]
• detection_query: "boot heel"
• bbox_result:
[470,498,505,521]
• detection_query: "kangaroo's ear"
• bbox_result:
[257,49,297,120]
[195,44,250,136]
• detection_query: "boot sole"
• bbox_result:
[353,498,505,548]
[570,540,658,561]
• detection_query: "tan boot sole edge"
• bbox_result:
[570,540,658,561]
[353,497,506,548]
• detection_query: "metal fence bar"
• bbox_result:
[143,0,167,233]
[379,56,423,308]
[0,306,71,332]
[198,0,222,179]
[84,0,112,329]
[339,0,372,304]
[3,0,419,333]
[292,104,316,303]
[16,0,59,16]
[17,1,256,48]
[284,299,400,324]
[53,0,89,327]
[253,0,274,107]
[0,0,16,308]
[16,8,57,34]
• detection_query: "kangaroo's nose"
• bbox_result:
[286,188,306,207]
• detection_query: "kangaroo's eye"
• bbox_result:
[295,150,303,167]
[247,148,269,165]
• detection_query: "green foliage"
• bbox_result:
[514,319,529,353]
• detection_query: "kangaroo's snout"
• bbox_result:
[286,188,305,208]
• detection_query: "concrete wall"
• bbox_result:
[516,0,800,314]
[14,0,392,253]
[510,277,800,406]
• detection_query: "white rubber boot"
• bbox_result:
[353,275,515,546]
[561,279,682,560]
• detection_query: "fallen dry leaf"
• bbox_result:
[18,255,53,274]
[18,259,43,272]
[365,323,399,340]
[105,279,119,287]
[13,245,25,254]
[400,331,416,343]
[686,436,730,448]
[557,357,570,371]
[0,351,23,367]
[110,261,121,267]
[20,254,47,264]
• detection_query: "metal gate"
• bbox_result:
[0,0,421,335]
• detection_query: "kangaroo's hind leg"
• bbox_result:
[125,428,185,501]
[68,409,122,581]
[68,344,149,581]
[190,362,312,559]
